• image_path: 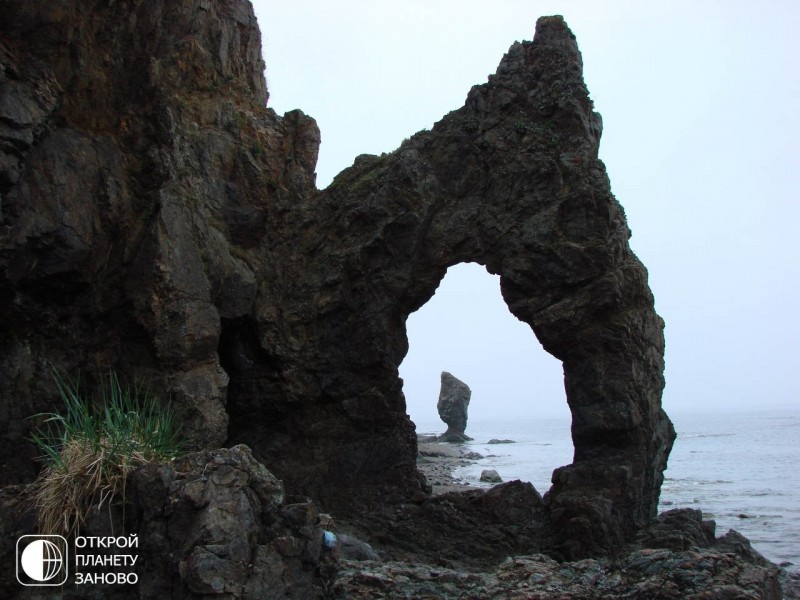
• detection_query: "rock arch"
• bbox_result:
[0,3,673,559]
[247,15,675,556]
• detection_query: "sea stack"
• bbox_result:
[436,372,473,442]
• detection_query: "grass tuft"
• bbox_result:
[28,370,181,538]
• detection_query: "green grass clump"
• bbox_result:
[29,370,181,537]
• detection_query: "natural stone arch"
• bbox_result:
[255,16,676,556]
[0,2,674,562]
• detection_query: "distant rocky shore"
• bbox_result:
[416,435,483,494]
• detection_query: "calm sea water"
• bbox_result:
[416,408,800,571]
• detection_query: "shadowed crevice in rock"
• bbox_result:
[0,3,673,559]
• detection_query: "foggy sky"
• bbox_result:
[251,1,800,426]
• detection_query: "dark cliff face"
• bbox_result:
[0,0,319,474]
[0,1,674,557]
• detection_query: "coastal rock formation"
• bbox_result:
[436,371,473,442]
[0,446,336,599]
[334,509,783,599]
[1,0,674,559]
[240,13,673,557]
[2,458,785,599]
[359,481,548,567]
[0,0,318,483]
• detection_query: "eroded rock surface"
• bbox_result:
[334,509,783,600]
[0,446,336,599]
[437,371,473,442]
[254,14,675,557]
[1,1,674,558]
[0,0,319,484]
[335,549,782,600]
[480,469,503,483]
[128,446,335,599]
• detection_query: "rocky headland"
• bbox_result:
[0,1,792,597]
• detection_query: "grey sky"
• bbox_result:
[251,1,800,425]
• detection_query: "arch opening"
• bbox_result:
[399,262,573,494]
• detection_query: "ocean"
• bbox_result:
[415,408,800,572]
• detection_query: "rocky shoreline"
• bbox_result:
[416,436,483,494]
[404,436,799,600]
[1,443,797,598]
[335,543,797,599]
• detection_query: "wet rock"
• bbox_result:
[436,372,473,442]
[416,440,482,494]
[352,481,546,569]
[488,438,515,444]
[718,529,775,568]
[0,3,786,598]
[128,446,335,599]
[781,570,800,600]
[480,469,503,483]
[634,508,717,551]
[349,470,786,598]
[337,533,381,562]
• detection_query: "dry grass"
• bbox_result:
[30,438,148,538]
[28,371,180,538]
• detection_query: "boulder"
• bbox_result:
[131,446,335,599]
[436,372,473,442]
[337,533,381,562]
[480,469,503,483]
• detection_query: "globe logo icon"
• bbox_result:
[16,536,68,585]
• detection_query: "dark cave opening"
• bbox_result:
[218,317,292,461]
